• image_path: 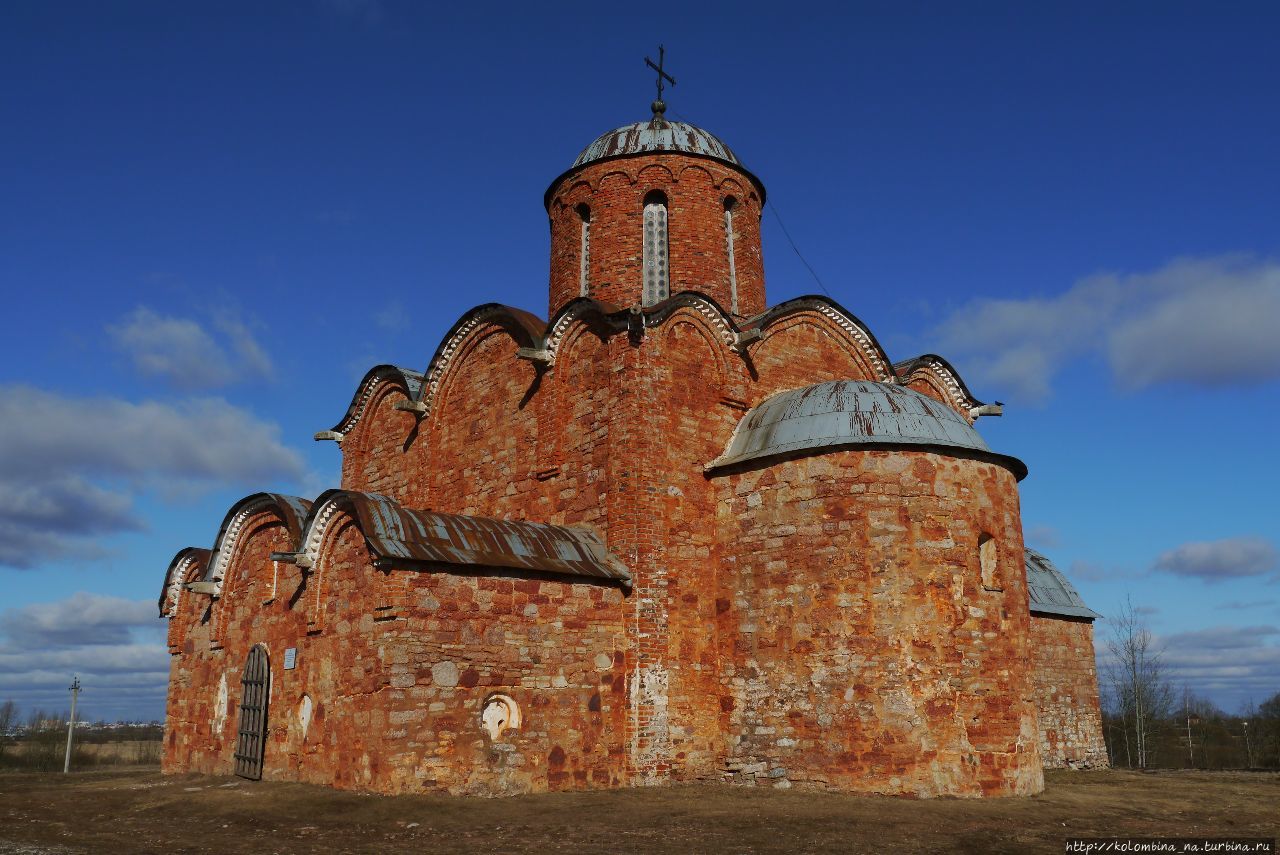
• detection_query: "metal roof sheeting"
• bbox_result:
[707,380,1026,478]
[308,491,632,585]
[573,120,742,169]
[1026,547,1100,619]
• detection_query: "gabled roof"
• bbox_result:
[1025,547,1101,620]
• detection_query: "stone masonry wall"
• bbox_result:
[1029,615,1109,769]
[713,450,1044,797]
[163,513,628,795]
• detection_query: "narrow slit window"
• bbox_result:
[979,534,1000,591]
[642,190,669,306]
[724,196,739,314]
[577,204,591,297]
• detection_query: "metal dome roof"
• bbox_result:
[707,380,1027,478]
[545,114,767,208]
[572,118,744,169]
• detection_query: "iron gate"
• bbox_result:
[233,645,270,780]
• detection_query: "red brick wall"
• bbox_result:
[713,450,1044,797]
[163,513,628,795]
[746,314,886,398]
[1029,615,1109,769]
[547,156,765,319]
[169,276,1085,797]
[341,381,418,499]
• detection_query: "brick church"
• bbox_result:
[160,83,1108,796]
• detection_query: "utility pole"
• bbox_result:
[1185,711,1194,767]
[63,675,80,774]
[1242,720,1252,768]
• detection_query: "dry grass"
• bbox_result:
[0,768,1276,854]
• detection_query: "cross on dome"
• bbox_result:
[644,44,676,120]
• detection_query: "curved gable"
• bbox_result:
[202,492,312,596]
[743,296,896,389]
[894,354,984,420]
[159,547,211,618]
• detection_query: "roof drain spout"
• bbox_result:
[969,403,1004,419]
[627,305,645,344]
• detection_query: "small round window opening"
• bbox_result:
[481,693,522,741]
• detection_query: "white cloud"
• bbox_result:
[1153,536,1279,583]
[0,385,308,569]
[0,592,155,650]
[1098,622,1280,711]
[1025,524,1060,549]
[930,255,1280,403]
[1158,625,1280,703]
[1216,599,1278,611]
[0,593,169,720]
[0,477,140,568]
[108,307,273,389]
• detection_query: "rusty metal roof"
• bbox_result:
[573,119,743,169]
[1026,547,1100,620]
[305,491,631,584]
[706,380,1027,479]
[547,117,766,207]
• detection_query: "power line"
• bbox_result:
[670,109,833,298]
[767,200,832,298]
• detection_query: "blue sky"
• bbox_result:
[1,1,1277,721]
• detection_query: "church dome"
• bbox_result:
[708,380,1027,479]
[572,118,744,169]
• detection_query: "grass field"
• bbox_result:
[0,767,1276,853]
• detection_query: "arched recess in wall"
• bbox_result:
[426,326,540,511]
[343,380,422,492]
[413,304,544,423]
[656,310,730,395]
[576,203,591,297]
[200,493,311,645]
[979,533,1001,592]
[743,298,895,396]
[300,503,356,631]
[749,316,879,395]
[549,315,614,481]
[642,190,670,306]
[723,196,739,314]
[295,491,393,632]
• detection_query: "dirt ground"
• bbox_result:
[0,767,1275,854]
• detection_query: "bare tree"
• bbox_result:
[0,700,16,759]
[1107,596,1173,769]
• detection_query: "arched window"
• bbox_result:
[723,196,739,314]
[576,204,591,297]
[979,533,1000,591]
[642,190,669,306]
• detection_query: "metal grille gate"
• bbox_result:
[233,646,269,780]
